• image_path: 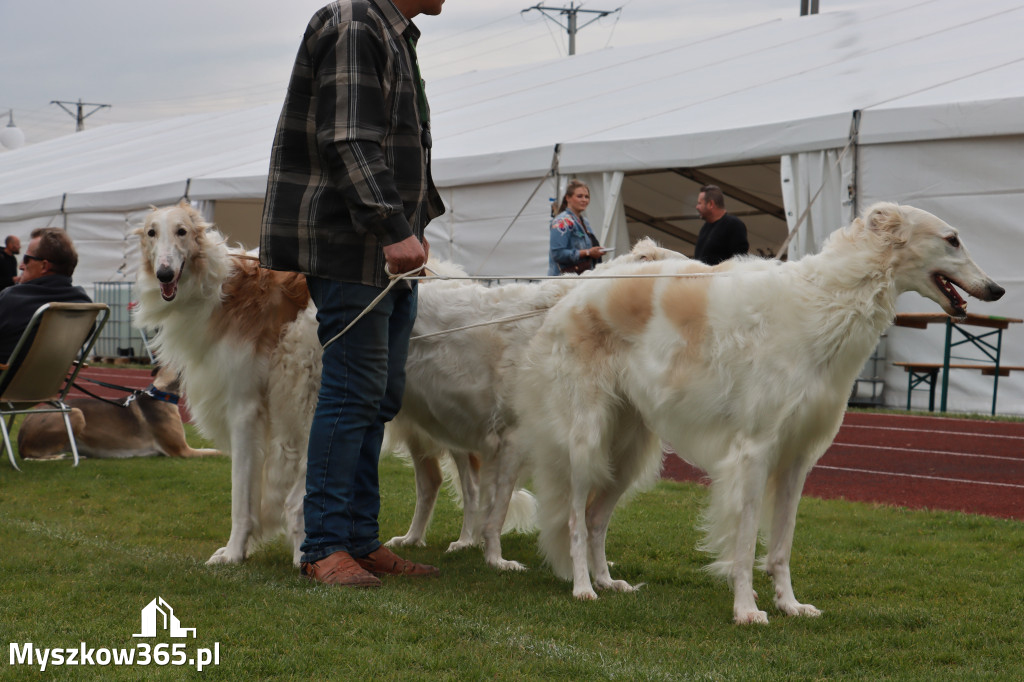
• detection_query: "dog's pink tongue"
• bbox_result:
[160,282,177,301]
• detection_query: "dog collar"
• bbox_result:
[143,385,181,405]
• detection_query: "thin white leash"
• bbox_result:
[322,267,726,348]
[412,309,549,341]
[402,271,722,282]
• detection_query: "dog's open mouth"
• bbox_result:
[157,262,185,302]
[160,281,178,301]
[934,273,967,318]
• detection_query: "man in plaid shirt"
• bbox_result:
[260,0,446,588]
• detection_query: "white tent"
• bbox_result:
[1,0,1023,414]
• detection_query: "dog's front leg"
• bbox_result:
[446,450,480,552]
[206,403,261,565]
[568,476,597,600]
[285,474,305,567]
[765,459,821,618]
[587,484,640,593]
[387,449,443,548]
[481,446,527,571]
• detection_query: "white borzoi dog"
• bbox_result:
[133,201,320,566]
[386,239,686,570]
[514,203,1004,622]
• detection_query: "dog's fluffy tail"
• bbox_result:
[534,468,574,580]
[529,435,576,579]
[504,489,538,534]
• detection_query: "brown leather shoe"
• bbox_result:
[355,546,440,577]
[301,551,381,588]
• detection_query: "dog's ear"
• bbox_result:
[864,202,908,248]
[132,206,158,238]
[631,237,654,261]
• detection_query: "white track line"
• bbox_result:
[842,423,1024,442]
[814,465,1024,490]
[829,442,1024,463]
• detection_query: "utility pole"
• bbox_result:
[522,2,622,56]
[51,99,111,132]
[800,0,820,15]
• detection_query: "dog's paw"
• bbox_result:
[777,600,821,618]
[573,587,599,601]
[595,579,643,593]
[205,546,245,565]
[386,535,425,548]
[734,608,769,625]
[445,539,475,553]
[489,557,528,572]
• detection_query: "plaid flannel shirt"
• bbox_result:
[259,0,444,288]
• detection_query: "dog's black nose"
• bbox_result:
[156,265,176,283]
[987,282,1005,301]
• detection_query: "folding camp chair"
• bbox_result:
[0,302,110,470]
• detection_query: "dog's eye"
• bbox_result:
[146,229,156,237]
[945,235,960,248]
[177,228,187,237]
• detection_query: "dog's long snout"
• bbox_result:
[156,265,176,283]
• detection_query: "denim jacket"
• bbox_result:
[548,210,601,275]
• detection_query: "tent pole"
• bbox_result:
[848,109,861,217]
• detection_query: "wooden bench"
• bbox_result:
[893,362,1024,411]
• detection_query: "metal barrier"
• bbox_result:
[92,282,150,360]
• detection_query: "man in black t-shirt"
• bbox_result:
[693,185,748,265]
[0,235,20,291]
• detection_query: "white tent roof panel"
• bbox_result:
[0,105,280,218]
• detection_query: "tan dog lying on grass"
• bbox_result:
[17,365,221,460]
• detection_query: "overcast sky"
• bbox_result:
[1,0,883,148]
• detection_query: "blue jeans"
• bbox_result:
[301,277,417,563]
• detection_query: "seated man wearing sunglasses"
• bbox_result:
[0,228,92,364]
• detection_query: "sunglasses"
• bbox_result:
[22,254,45,265]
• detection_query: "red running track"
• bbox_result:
[70,366,193,423]
[72,369,1024,520]
[661,411,1024,521]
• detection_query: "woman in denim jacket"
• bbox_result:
[548,180,607,275]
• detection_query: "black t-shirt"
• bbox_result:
[0,251,17,291]
[693,213,749,265]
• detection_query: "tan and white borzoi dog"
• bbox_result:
[386,239,685,569]
[17,365,222,460]
[513,203,1004,623]
[133,201,320,566]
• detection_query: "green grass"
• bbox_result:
[1,425,1023,680]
